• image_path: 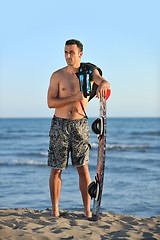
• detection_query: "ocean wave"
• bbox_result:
[108,144,148,151]
[40,151,48,156]
[0,159,47,166]
[131,130,160,137]
[0,133,48,140]
[90,143,149,151]
[2,151,49,158]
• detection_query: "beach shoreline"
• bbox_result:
[0,208,159,240]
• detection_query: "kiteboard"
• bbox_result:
[88,89,111,220]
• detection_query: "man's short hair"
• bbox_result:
[65,39,83,52]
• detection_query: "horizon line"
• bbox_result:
[0,116,160,119]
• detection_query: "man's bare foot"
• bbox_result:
[84,210,92,218]
[52,209,60,217]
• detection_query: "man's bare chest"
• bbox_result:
[59,74,80,94]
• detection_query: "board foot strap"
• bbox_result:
[88,174,100,201]
[92,117,104,135]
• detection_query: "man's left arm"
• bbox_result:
[92,69,110,99]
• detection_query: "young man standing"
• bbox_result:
[47,39,110,217]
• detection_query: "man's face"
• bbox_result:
[64,44,82,66]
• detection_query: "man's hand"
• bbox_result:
[96,81,109,99]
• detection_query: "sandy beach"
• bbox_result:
[0,208,159,240]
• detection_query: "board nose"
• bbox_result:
[106,89,111,100]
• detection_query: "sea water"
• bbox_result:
[0,118,160,217]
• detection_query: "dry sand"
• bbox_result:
[0,208,160,240]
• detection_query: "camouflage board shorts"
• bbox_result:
[48,116,90,169]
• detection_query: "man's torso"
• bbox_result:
[54,67,89,119]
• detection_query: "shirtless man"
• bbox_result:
[47,39,110,217]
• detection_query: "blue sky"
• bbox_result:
[0,0,159,118]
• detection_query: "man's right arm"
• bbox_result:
[47,73,83,109]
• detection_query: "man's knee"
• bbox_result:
[77,164,89,176]
[50,168,62,178]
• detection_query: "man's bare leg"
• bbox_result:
[49,168,62,217]
[77,164,92,218]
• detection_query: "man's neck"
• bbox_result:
[67,64,80,73]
